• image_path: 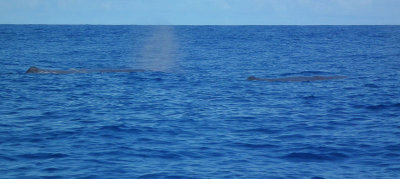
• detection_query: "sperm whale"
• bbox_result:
[26,66,146,74]
[247,76,346,82]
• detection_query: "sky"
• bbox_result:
[0,0,399,25]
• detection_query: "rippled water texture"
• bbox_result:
[1,25,400,178]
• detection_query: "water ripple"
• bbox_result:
[282,152,349,162]
[17,153,69,160]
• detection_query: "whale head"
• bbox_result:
[26,66,40,73]
[247,76,257,80]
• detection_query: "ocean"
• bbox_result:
[0,25,399,178]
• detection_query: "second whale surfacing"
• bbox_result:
[26,66,146,74]
[247,75,346,82]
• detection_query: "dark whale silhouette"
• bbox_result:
[26,66,146,74]
[247,76,346,82]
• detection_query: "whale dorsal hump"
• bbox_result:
[247,76,257,80]
[26,66,40,73]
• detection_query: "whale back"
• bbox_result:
[25,66,147,74]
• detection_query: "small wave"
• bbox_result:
[383,153,400,158]
[132,153,181,160]
[231,116,257,120]
[236,127,278,134]
[42,167,66,172]
[364,84,380,88]
[280,71,331,76]
[0,155,16,161]
[384,144,400,151]
[365,103,400,110]
[282,152,348,162]
[0,72,18,75]
[135,148,182,160]
[311,177,326,179]
[386,167,400,172]
[303,95,317,100]
[232,142,279,149]
[17,153,69,160]
[136,137,173,145]
[88,150,133,158]
[277,134,305,140]
[99,125,142,134]
[139,173,198,179]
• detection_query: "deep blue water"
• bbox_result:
[0,25,400,178]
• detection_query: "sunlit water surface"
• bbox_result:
[0,25,399,178]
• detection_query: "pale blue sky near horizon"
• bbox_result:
[0,0,399,25]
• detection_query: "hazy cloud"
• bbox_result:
[0,0,399,25]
